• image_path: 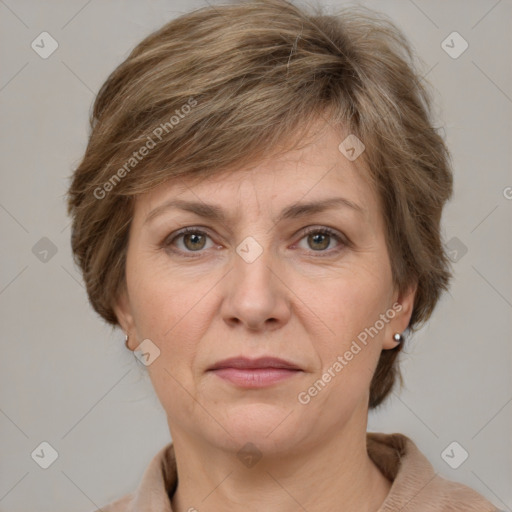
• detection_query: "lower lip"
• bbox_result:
[210,368,301,388]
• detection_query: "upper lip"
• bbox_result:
[208,357,302,371]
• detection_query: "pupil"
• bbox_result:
[185,233,204,250]
[310,233,328,250]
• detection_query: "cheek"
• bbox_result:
[305,268,392,392]
[127,265,215,383]
[128,272,209,418]
[127,251,202,337]
[319,274,391,340]
[301,282,386,413]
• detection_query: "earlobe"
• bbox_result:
[383,282,418,350]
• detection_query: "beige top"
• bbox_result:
[94,432,500,511]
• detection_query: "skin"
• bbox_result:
[114,120,416,512]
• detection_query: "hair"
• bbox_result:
[66,0,453,409]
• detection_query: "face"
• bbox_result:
[115,122,416,456]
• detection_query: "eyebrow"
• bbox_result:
[144,196,365,226]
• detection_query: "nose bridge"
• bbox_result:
[221,232,290,330]
[233,232,276,300]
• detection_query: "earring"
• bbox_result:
[124,333,130,349]
[393,332,403,343]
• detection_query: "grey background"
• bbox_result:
[0,0,511,510]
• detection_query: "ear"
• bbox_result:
[113,286,137,350]
[382,281,418,350]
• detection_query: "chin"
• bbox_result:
[211,402,309,454]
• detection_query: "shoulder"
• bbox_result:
[421,474,501,511]
[88,441,176,512]
[90,492,134,512]
[367,431,501,511]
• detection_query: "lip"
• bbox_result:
[207,357,303,388]
[208,356,302,371]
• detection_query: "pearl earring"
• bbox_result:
[393,332,403,343]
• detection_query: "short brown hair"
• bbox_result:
[66,0,453,408]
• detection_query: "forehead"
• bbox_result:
[133,123,378,223]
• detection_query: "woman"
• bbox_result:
[67,0,500,510]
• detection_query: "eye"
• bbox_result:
[164,227,215,255]
[295,226,346,255]
[163,225,348,257]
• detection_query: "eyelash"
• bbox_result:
[162,226,348,258]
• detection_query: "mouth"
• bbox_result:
[207,357,304,388]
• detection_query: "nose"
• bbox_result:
[220,241,292,332]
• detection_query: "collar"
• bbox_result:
[107,432,498,511]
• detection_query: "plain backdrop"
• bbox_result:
[0,0,511,511]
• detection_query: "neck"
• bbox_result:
[169,407,391,512]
